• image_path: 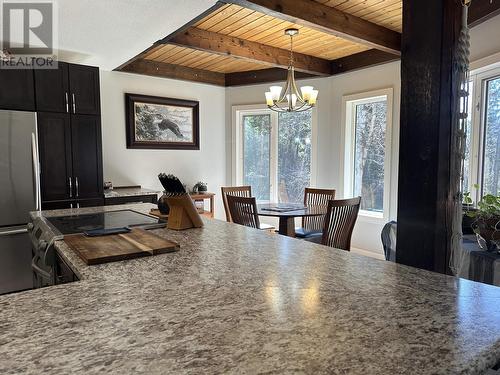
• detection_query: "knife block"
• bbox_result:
[166,195,204,230]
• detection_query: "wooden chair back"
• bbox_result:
[226,195,260,229]
[302,188,336,232]
[221,186,252,222]
[321,197,361,250]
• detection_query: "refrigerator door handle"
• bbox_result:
[0,228,28,237]
[31,133,41,211]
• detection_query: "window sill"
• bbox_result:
[358,211,386,224]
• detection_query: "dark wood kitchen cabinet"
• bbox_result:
[68,64,100,115]
[38,112,73,202]
[34,62,70,113]
[38,112,103,209]
[0,69,36,111]
[35,63,100,115]
[71,115,103,200]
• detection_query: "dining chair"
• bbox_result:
[226,195,261,229]
[381,221,397,261]
[307,197,361,251]
[222,186,275,231]
[295,188,336,238]
[221,186,252,222]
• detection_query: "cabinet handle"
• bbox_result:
[65,92,69,113]
[75,177,79,197]
[77,203,80,209]
[70,203,73,209]
[68,177,72,198]
[72,93,76,113]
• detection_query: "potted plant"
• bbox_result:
[192,181,207,193]
[465,191,500,252]
[462,186,478,235]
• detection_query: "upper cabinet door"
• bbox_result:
[71,115,103,199]
[34,62,70,113]
[37,112,73,202]
[0,69,35,111]
[68,64,100,115]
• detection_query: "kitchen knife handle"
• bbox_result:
[68,177,72,198]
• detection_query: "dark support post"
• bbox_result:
[396,0,463,273]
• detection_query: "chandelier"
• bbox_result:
[265,28,318,113]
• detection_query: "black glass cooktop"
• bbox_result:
[46,210,166,235]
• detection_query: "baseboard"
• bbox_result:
[350,247,385,260]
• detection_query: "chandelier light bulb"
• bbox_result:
[264,29,318,113]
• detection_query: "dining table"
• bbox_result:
[257,203,327,237]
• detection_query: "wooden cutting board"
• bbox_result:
[63,228,179,265]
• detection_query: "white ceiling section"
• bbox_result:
[56,0,217,70]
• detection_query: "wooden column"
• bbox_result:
[396,0,463,273]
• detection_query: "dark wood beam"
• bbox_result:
[115,2,226,71]
[331,49,400,74]
[468,0,500,27]
[225,67,315,86]
[397,0,462,273]
[225,49,398,86]
[120,59,225,86]
[168,27,331,76]
[223,0,401,55]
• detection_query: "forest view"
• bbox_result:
[353,100,387,213]
[242,111,312,203]
[482,77,500,196]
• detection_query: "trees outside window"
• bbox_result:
[235,107,314,203]
[343,89,393,219]
[462,67,500,202]
[482,77,500,196]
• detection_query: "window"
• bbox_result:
[462,66,500,201]
[233,106,315,203]
[343,89,393,219]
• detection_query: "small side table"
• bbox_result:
[190,192,215,218]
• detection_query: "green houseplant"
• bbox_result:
[192,181,207,193]
[465,191,500,251]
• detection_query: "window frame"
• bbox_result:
[232,104,317,203]
[341,88,394,221]
[464,66,500,202]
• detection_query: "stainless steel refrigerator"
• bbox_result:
[0,110,41,294]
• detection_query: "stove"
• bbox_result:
[45,210,166,235]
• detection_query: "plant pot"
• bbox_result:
[472,216,500,252]
[157,192,170,215]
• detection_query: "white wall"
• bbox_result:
[226,62,401,257]
[100,71,227,218]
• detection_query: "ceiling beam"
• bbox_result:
[225,67,316,86]
[223,0,401,55]
[120,59,225,86]
[331,49,400,75]
[225,49,398,86]
[168,27,331,76]
[468,0,500,27]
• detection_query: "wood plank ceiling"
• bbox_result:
[116,0,497,86]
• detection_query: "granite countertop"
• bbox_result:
[104,187,160,199]
[1,204,500,374]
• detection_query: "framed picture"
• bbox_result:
[125,93,200,150]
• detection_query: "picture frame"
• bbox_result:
[125,93,200,150]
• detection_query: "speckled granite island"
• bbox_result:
[1,204,500,374]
